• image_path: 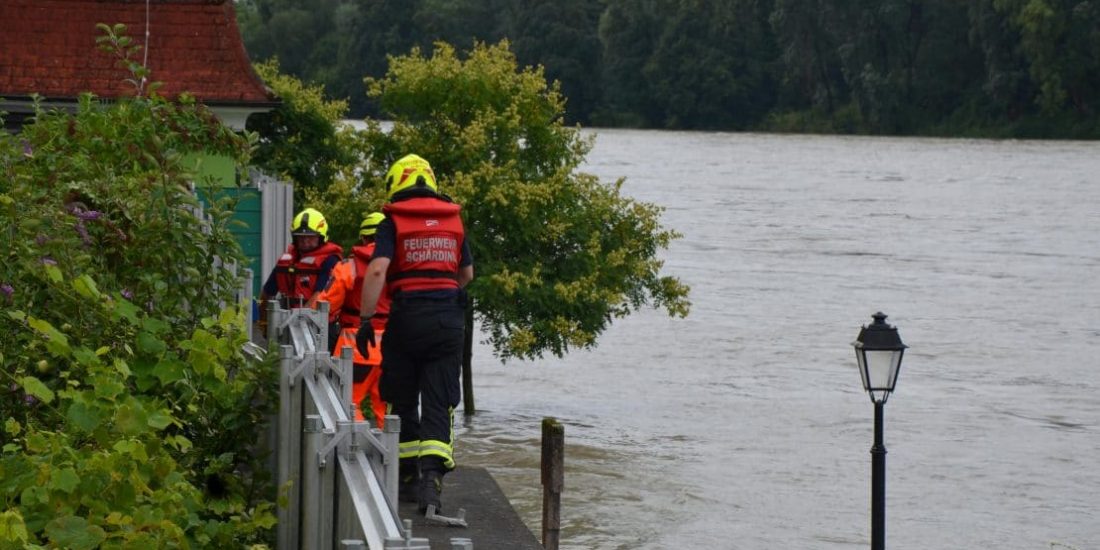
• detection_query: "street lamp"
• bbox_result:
[852,312,907,550]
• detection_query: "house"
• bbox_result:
[0,0,279,131]
[0,0,292,303]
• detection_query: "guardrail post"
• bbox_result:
[278,344,301,550]
[338,346,355,420]
[383,414,401,515]
[542,417,564,550]
[318,301,331,354]
[302,415,325,549]
[336,446,361,544]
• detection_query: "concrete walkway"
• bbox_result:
[396,466,543,549]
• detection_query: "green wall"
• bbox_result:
[187,153,264,296]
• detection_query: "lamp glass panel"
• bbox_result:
[855,349,870,390]
[865,349,901,391]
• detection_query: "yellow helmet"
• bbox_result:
[385,154,437,198]
[359,212,386,237]
[291,208,329,241]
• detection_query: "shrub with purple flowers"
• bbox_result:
[0,26,277,548]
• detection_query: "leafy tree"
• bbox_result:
[236,0,341,87]
[505,0,606,123]
[248,59,361,205]
[904,1,984,122]
[416,0,513,48]
[969,0,1036,120]
[644,0,777,129]
[341,0,430,116]
[832,0,912,131]
[597,0,665,126]
[360,41,690,360]
[769,0,847,114]
[993,0,1099,116]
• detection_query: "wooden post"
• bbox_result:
[462,301,475,415]
[541,417,564,550]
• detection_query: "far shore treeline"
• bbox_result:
[237,0,1099,139]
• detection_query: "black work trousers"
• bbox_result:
[378,292,465,475]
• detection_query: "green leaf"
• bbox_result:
[44,516,106,550]
[66,401,102,433]
[27,317,71,356]
[21,376,55,404]
[72,275,101,299]
[113,402,148,436]
[111,297,140,324]
[44,264,63,283]
[48,468,80,494]
[3,418,21,436]
[20,485,47,505]
[24,432,49,453]
[5,310,25,322]
[0,510,29,543]
[166,434,192,452]
[112,439,148,461]
[72,347,102,367]
[151,358,185,385]
[140,317,170,335]
[112,439,138,454]
[92,376,125,401]
[136,331,166,355]
[146,409,174,430]
[113,358,132,377]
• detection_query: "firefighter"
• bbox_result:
[356,154,474,514]
[259,207,343,309]
[311,212,391,425]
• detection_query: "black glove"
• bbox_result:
[355,325,376,359]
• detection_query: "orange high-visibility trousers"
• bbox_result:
[334,326,386,426]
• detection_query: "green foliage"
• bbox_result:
[236,0,1100,137]
[300,137,385,251]
[362,41,690,359]
[249,59,361,205]
[0,73,276,546]
[644,0,777,129]
[993,0,1099,116]
[506,0,606,123]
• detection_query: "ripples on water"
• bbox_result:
[456,131,1100,549]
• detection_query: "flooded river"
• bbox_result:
[456,130,1100,549]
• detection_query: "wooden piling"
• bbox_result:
[462,303,475,415]
[541,417,564,550]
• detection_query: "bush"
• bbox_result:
[0,91,277,547]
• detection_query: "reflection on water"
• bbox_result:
[455,131,1100,549]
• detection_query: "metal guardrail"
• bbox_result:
[267,302,454,549]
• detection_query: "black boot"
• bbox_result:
[399,473,419,503]
[417,469,443,515]
[398,457,420,503]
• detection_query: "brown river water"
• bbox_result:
[454,130,1099,549]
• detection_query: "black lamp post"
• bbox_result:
[852,312,907,550]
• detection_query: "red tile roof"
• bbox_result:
[0,0,277,105]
